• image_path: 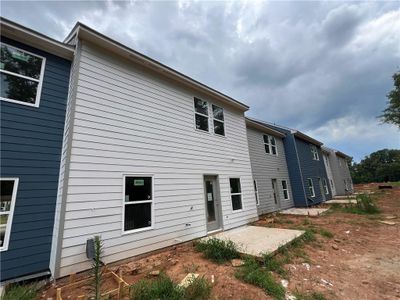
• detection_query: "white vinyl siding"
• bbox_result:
[247,127,294,215]
[55,41,258,277]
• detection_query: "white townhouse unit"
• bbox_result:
[246,118,294,214]
[50,23,259,278]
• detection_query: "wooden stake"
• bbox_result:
[117,280,125,300]
[56,288,62,300]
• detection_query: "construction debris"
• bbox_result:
[179,273,199,288]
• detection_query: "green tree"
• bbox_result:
[380,71,400,128]
[350,149,400,183]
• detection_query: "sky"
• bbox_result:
[2,0,399,162]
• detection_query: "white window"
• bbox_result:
[230,178,242,211]
[263,134,277,156]
[311,145,319,160]
[0,178,18,251]
[123,175,153,233]
[281,180,289,200]
[253,180,259,205]
[0,43,46,107]
[339,159,342,167]
[307,178,315,197]
[323,178,329,195]
[212,105,225,136]
[194,97,209,132]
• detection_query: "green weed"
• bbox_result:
[2,283,40,300]
[195,238,240,263]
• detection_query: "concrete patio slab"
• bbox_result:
[279,207,329,216]
[334,195,357,199]
[325,199,357,204]
[206,226,304,257]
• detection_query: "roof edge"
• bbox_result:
[245,117,286,138]
[65,22,249,111]
[0,17,75,60]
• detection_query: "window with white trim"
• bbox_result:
[253,180,259,205]
[323,178,329,195]
[263,134,277,156]
[330,179,334,190]
[194,97,209,132]
[0,43,45,107]
[212,104,225,136]
[230,178,242,211]
[307,178,315,197]
[124,176,153,232]
[281,180,289,200]
[0,178,18,251]
[310,145,319,160]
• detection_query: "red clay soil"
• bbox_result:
[41,183,400,300]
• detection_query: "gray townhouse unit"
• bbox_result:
[246,118,294,215]
[322,147,354,196]
[49,22,259,278]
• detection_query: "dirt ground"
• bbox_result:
[41,183,400,300]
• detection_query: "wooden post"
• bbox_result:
[56,288,62,300]
[117,280,124,300]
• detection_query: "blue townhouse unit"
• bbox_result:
[0,18,74,282]
[248,118,332,207]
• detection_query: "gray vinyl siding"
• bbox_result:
[329,154,353,196]
[54,40,258,277]
[247,127,294,215]
[0,37,71,281]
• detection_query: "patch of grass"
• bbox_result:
[302,218,311,225]
[318,228,334,239]
[183,276,212,300]
[235,257,285,300]
[2,283,40,300]
[130,273,212,300]
[195,238,240,263]
[330,194,380,215]
[262,254,288,278]
[294,291,326,300]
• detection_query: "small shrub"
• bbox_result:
[2,283,40,300]
[195,238,239,263]
[235,257,285,300]
[318,228,334,239]
[356,194,380,214]
[130,274,183,300]
[130,274,212,300]
[183,276,212,300]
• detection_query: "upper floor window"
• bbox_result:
[263,135,277,155]
[0,43,45,107]
[311,145,319,160]
[212,105,225,136]
[0,178,18,251]
[194,97,209,132]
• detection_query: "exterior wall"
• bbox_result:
[322,152,336,197]
[329,154,353,196]
[246,127,294,214]
[0,37,71,281]
[295,138,332,206]
[53,40,258,277]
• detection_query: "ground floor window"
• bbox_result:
[253,180,259,205]
[307,178,315,197]
[230,178,242,210]
[0,178,18,251]
[123,175,153,232]
[281,180,289,200]
[323,178,329,195]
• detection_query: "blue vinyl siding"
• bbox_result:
[259,123,332,207]
[0,37,71,281]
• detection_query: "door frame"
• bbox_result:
[203,175,222,233]
[271,178,281,209]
